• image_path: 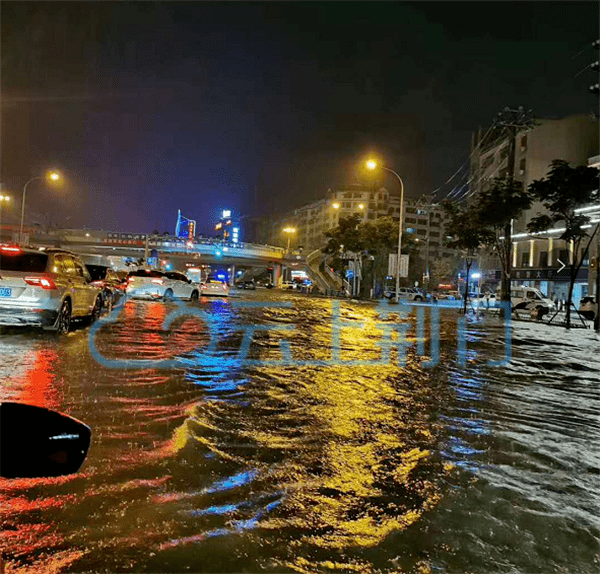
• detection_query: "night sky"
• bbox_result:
[1,2,598,234]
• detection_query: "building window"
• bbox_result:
[521,252,529,267]
[430,220,440,227]
[343,193,352,198]
[482,154,494,170]
[519,158,526,173]
[520,135,527,149]
[405,217,417,224]
[429,231,440,237]
[539,251,548,267]
[559,249,569,265]
[417,229,427,236]
[405,207,416,214]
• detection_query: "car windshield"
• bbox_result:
[86,265,108,281]
[0,251,48,272]
[128,270,164,278]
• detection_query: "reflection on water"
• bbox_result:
[0,294,599,573]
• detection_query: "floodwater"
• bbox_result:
[1,290,599,573]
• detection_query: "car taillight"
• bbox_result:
[222,284,227,290]
[24,276,57,290]
[1,245,22,253]
[151,278,164,285]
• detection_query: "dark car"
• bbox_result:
[579,296,597,320]
[85,264,126,306]
[235,279,256,290]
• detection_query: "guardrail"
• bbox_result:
[1,226,286,260]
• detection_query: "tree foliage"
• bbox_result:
[527,160,599,327]
[442,201,492,313]
[322,215,419,296]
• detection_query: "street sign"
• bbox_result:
[388,254,409,278]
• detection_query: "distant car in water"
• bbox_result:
[235,279,256,290]
[579,296,597,320]
[162,271,200,300]
[126,269,199,301]
[85,264,126,306]
[200,278,229,297]
[0,245,102,333]
[383,287,424,301]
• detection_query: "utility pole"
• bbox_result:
[494,107,536,305]
[589,39,599,96]
[589,39,599,330]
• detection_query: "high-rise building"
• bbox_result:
[470,114,599,301]
[214,209,241,243]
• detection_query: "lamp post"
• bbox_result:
[20,172,61,243]
[283,227,296,252]
[366,159,404,303]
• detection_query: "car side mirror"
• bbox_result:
[0,402,91,478]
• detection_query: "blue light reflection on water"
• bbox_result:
[203,470,258,494]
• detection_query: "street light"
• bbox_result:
[366,159,405,303]
[19,171,62,243]
[283,226,296,251]
[332,202,340,209]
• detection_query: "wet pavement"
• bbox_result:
[1,289,599,573]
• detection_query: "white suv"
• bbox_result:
[0,245,103,333]
[384,287,424,301]
[126,269,199,301]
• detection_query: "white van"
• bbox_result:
[496,285,554,313]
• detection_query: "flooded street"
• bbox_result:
[1,290,599,573]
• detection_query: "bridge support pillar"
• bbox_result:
[229,264,235,286]
[272,263,282,287]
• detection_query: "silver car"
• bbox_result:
[0,245,103,333]
[126,269,200,301]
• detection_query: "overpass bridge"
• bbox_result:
[0,225,313,285]
[1,225,345,290]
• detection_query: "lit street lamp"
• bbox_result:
[20,171,62,243]
[283,226,296,251]
[366,159,405,303]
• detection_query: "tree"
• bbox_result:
[360,217,418,296]
[430,255,462,289]
[323,215,364,277]
[474,177,532,304]
[442,201,493,314]
[527,160,599,328]
[323,215,418,298]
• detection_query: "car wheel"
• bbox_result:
[90,295,103,323]
[415,296,422,301]
[163,289,174,302]
[55,299,71,335]
[190,290,199,301]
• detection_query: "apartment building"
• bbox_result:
[275,184,457,273]
[470,114,599,301]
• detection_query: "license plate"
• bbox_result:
[0,287,12,297]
